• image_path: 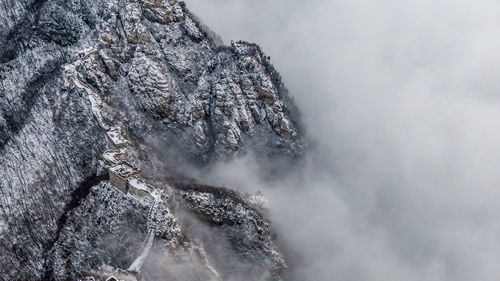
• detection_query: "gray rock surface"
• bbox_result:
[0,0,303,280]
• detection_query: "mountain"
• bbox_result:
[0,0,303,280]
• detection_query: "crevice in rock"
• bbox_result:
[42,171,109,280]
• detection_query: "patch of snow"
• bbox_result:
[103,150,128,165]
[63,62,110,131]
[129,177,148,191]
[106,127,129,148]
[110,162,139,178]
[247,191,270,210]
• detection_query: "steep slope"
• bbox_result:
[0,0,302,280]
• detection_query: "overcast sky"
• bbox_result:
[185,1,500,280]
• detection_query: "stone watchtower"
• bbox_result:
[109,161,141,194]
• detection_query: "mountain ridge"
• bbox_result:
[0,0,303,280]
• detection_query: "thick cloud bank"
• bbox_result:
[185,0,500,280]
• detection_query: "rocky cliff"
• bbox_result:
[0,0,302,280]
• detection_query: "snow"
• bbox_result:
[129,177,148,191]
[127,225,155,273]
[103,150,126,165]
[150,188,162,201]
[247,191,270,210]
[106,127,129,148]
[110,162,138,177]
[63,61,110,131]
[128,198,160,273]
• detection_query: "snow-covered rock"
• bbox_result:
[0,0,302,280]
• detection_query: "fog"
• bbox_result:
[184,0,500,280]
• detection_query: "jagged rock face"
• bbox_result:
[71,0,302,162]
[172,183,286,281]
[0,0,301,280]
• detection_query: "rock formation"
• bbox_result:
[0,0,303,280]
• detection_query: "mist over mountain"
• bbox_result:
[2,0,500,281]
[185,1,500,281]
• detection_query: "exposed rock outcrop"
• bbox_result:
[0,0,302,280]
